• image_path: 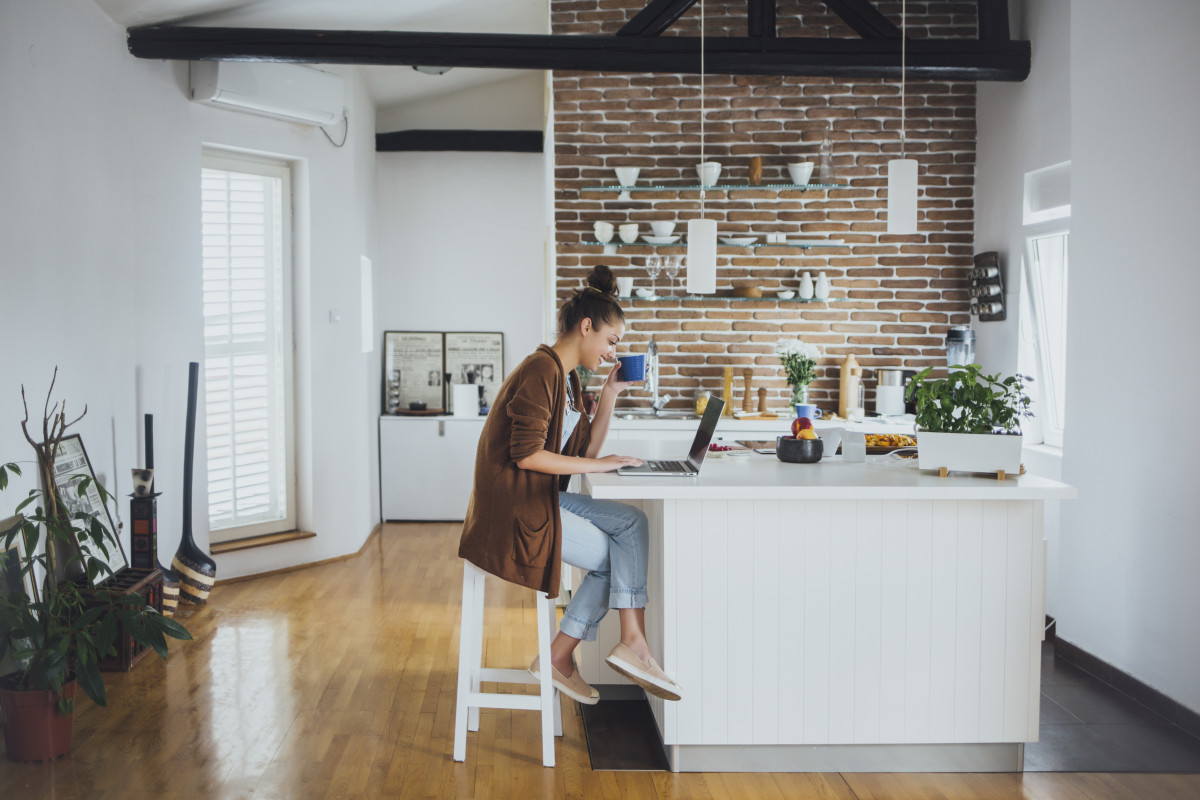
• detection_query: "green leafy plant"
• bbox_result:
[576,365,595,389]
[905,364,1033,434]
[0,373,190,714]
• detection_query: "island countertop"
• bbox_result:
[583,441,1076,502]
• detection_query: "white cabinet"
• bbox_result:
[380,416,485,521]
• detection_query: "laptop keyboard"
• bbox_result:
[648,460,690,472]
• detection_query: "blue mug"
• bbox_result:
[794,403,823,420]
[616,354,646,382]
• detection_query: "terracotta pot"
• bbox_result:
[0,679,77,762]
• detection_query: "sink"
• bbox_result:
[618,409,699,420]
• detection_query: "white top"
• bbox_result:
[584,439,1075,501]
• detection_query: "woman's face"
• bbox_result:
[582,319,624,372]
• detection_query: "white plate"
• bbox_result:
[720,236,757,246]
[643,235,681,244]
[635,288,656,298]
[788,238,845,246]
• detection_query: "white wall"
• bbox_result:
[974,1,1070,613]
[1,0,380,582]
[1059,0,1200,711]
[374,77,550,447]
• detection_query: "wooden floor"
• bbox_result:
[2,523,1196,799]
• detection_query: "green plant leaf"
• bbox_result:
[76,659,106,707]
[148,612,193,641]
[94,613,118,659]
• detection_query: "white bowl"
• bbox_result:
[696,161,722,187]
[635,287,656,298]
[643,235,681,244]
[776,290,796,299]
[618,224,639,243]
[650,221,676,237]
[615,167,640,186]
[787,162,815,185]
[720,236,757,246]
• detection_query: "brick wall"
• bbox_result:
[553,0,976,413]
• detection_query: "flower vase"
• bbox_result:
[790,385,810,407]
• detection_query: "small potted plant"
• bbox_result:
[0,375,191,761]
[905,364,1033,475]
[775,338,821,410]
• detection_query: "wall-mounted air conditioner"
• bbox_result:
[189,61,344,127]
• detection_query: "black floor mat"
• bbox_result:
[579,688,670,771]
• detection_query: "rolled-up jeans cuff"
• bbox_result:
[559,611,598,642]
[609,588,647,609]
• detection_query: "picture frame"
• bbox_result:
[47,434,127,584]
[444,332,505,414]
[382,331,446,414]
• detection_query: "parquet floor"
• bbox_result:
[2,523,1196,799]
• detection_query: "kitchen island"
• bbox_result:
[574,442,1075,773]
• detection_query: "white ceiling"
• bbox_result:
[94,0,547,109]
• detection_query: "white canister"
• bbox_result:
[453,383,479,417]
[799,271,815,300]
[815,271,830,300]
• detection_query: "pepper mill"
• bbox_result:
[742,369,754,414]
[722,367,735,416]
[757,387,769,415]
[748,156,762,186]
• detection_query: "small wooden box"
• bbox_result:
[98,568,164,672]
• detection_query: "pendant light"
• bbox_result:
[886,0,918,235]
[686,0,717,294]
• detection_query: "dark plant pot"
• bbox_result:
[776,436,823,463]
[0,677,77,762]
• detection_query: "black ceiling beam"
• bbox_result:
[617,0,700,37]
[127,27,1030,81]
[822,0,901,39]
[747,0,777,39]
[376,129,543,153]
[976,0,1010,40]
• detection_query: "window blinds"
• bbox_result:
[201,163,292,533]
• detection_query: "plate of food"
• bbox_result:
[707,442,752,458]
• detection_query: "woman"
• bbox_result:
[458,265,681,704]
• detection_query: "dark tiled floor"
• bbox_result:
[1025,640,1200,772]
[582,643,1200,772]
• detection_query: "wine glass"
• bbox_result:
[664,256,682,295]
[645,256,662,298]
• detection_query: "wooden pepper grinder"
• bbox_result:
[757,387,769,415]
[748,156,762,186]
[742,369,755,414]
[722,366,735,416]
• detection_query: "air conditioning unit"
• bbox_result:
[189,61,344,127]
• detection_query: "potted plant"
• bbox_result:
[0,376,191,761]
[905,364,1033,475]
[775,338,822,409]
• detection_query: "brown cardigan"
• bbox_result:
[457,345,592,598]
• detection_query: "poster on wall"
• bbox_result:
[444,332,504,414]
[49,434,127,584]
[383,331,446,413]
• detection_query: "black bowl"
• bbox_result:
[776,435,823,463]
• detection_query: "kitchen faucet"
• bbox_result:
[646,336,672,413]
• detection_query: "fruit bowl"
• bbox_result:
[776,435,823,463]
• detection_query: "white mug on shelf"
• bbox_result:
[593,221,614,243]
[696,161,722,187]
[617,276,634,297]
[787,161,815,186]
[618,223,639,243]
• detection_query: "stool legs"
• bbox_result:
[535,590,557,766]
[467,565,484,732]
[452,561,478,762]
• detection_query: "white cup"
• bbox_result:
[696,161,722,187]
[617,276,634,297]
[766,232,786,244]
[787,161,815,186]
[614,167,640,186]
[650,221,676,237]
[593,221,614,243]
[618,223,639,243]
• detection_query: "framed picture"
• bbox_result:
[48,434,127,584]
[445,332,505,413]
[383,331,446,414]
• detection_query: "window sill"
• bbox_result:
[210,530,316,555]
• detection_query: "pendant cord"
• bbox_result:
[699,0,706,210]
[900,0,906,159]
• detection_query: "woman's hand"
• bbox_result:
[601,360,643,396]
[595,454,644,472]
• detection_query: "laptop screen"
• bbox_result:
[686,397,726,467]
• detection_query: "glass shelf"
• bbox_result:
[579,182,849,192]
[622,293,847,303]
[576,240,849,249]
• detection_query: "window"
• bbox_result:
[1021,162,1070,447]
[201,154,296,541]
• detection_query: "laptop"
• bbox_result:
[617,397,725,476]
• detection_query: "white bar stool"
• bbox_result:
[453,560,563,767]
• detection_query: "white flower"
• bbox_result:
[774,338,821,360]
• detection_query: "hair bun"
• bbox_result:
[586,264,619,297]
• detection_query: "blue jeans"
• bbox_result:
[557,492,649,642]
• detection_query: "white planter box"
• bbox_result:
[916,431,1023,474]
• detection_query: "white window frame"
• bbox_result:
[1022,222,1069,448]
[201,151,297,542]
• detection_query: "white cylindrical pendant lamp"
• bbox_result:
[886,158,918,234]
[686,218,717,294]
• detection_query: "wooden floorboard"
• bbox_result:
[2,522,1195,799]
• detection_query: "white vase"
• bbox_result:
[799,271,814,300]
[815,271,830,300]
[916,431,1023,474]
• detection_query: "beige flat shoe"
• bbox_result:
[605,643,682,701]
[529,656,600,705]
